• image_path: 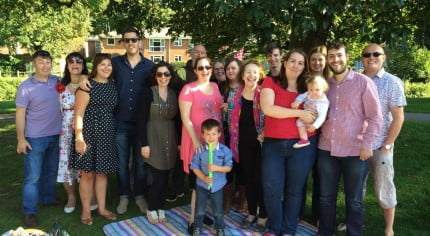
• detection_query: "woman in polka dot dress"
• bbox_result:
[70,53,118,225]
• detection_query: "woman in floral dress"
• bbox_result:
[56,52,89,213]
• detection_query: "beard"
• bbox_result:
[329,63,348,75]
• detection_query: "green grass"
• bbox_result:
[405,97,430,113]
[0,100,15,114]
[1,121,429,235]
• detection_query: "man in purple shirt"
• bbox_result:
[317,41,383,236]
[15,50,62,227]
[362,43,406,236]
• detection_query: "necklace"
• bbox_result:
[69,83,79,89]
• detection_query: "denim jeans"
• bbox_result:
[262,136,317,235]
[195,185,224,230]
[23,135,59,214]
[116,121,146,197]
[317,149,368,236]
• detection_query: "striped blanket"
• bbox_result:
[103,205,317,235]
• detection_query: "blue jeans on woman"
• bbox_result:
[23,135,59,215]
[317,149,368,236]
[116,121,146,198]
[262,135,317,235]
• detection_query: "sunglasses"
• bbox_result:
[156,72,171,78]
[67,58,84,64]
[197,65,212,71]
[122,37,139,43]
[362,52,384,58]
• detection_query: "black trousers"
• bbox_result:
[146,165,170,211]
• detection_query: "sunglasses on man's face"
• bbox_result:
[122,37,139,43]
[67,58,84,64]
[362,52,384,58]
[197,65,212,71]
[156,72,171,78]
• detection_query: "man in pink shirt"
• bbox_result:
[317,41,383,236]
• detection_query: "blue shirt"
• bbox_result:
[112,53,155,122]
[190,143,233,193]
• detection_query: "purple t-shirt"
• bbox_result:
[15,74,62,138]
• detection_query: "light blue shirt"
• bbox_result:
[190,142,233,193]
[368,68,407,149]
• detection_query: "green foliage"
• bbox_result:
[404,81,430,98]
[386,45,430,83]
[0,77,24,101]
[0,55,26,72]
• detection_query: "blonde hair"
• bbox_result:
[306,75,329,92]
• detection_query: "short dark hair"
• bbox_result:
[32,50,52,61]
[327,40,348,54]
[201,119,222,133]
[121,26,141,39]
[264,41,282,55]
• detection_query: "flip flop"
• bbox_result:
[99,211,117,221]
[81,217,93,225]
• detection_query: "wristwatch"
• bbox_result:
[383,144,392,150]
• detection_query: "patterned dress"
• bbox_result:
[70,80,119,174]
[57,86,79,184]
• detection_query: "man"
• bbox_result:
[317,41,382,236]
[264,41,282,77]
[361,43,406,236]
[185,44,207,83]
[112,26,154,214]
[16,50,62,227]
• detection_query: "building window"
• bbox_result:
[149,39,165,52]
[150,56,165,63]
[173,39,182,46]
[174,55,182,62]
[107,38,115,46]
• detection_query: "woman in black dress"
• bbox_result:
[71,53,118,225]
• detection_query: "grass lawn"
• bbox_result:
[405,97,430,113]
[0,101,15,114]
[1,120,429,235]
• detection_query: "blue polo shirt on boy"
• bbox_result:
[190,143,233,193]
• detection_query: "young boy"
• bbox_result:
[190,119,233,236]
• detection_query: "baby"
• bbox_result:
[291,75,330,148]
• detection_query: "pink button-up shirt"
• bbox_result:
[318,69,382,157]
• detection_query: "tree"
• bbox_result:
[166,0,429,57]
[0,0,106,58]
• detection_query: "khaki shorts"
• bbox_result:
[369,147,397,209]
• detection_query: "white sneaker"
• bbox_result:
[117,197,129,214]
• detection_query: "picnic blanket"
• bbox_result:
[103,205,317,235]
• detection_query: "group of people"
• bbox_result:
[16,24,406,236]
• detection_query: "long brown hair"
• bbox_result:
[273,49,308,93]
[308,45,330,79]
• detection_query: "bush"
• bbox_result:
[0,77,25,101]
[0,54,27,74]
[386,45,430,83]
[404,81,430,98]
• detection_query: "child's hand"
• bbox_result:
[306,124,316,133]
[208,164,218,172]
[203,176,213,184]
[221,102,228,112]
[291,101,300,109]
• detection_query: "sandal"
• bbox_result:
[147,210,159,224]
[81,217,93,225]
[99,211,117,221]
[255,217,268,232]
[158,210,167,223]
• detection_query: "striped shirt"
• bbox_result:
[318,69,382,157]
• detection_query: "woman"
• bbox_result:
[211,60,226,85]
[179,56,224,233]
[70,53,118,225]
[56,52,89,214]
[137,62,181,224]
[221,57,246,213]
[300,45,329,224]
[229,60,267,231]
[260,49,317,235]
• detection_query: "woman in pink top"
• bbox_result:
[179,56,224,233]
